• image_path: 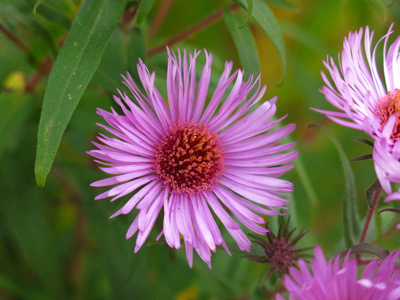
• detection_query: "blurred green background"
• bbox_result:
[1,0,399,299]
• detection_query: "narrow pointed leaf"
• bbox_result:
[0,93,32,159]
[223,8,259,77]
[363,0,387,19]
[35,0,127,186]
[233,0,286,82]
[367,179,381,208]
[352,136,374,147]
[240,0,253,27]
[266,0,297,9]
[309,124,360,247]
[0,4,58,58]
[136,0,157,25]
[93,26,146,93]
[24,0,73,28]
[339,243,389,259]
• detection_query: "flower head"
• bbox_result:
[313,25,400,201]
[314,25,400,146]
[88,48,297,268]
[373,138,400,201]
[276,246,400,300]
[245,216,311,283]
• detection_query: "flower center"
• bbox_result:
[265,239,296,272]
[375,88,400,141]
[154,122,225,195]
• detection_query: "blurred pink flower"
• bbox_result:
[314,25,400,201]
[373,138,400,201]
[88,48,297,268]
[276,246,400,300]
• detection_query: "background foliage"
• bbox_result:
[0,0,399,299]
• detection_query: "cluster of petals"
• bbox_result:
[276,246,400,300]
[313,25,400,201]
[88,48,297,267]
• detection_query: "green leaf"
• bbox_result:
[35,0,127,187]
[240,0,253,27]
[93,26,146,93]
[309,124,360,247]
[293,155,318,206]
[223,8,260,77]
[33,0,45,19]
[363,0,387,19]
[1,184,64,298]
[24,0,73,29]
[366,179,381,208]
[0,4,58,59]
[0,92,33,159]
[136,0,156,25]
[233,0,286,82]
[266,0,297,10]
[339,243,389,259]
[280,21,330,56]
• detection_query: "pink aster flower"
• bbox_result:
[314,25,400,146]
[88,48,297,268]
[313,25,400,201]
[373,138,400,201]
[276,246,400,300]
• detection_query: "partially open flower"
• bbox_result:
[313,25,400,202]
[245,216,311,283]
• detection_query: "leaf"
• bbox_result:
[339,243,389,259]
[363,0,387,19]
[352,136,374,147]
[266,0,297,10]
[240,0,253,27]
[33,0,45,19]
[93,26,146,93]
[35,0,127,187]
[367,179,381,208]
[0,4,58,58]
[0,275,46,299]
[223,8,260,77]
[26,19,59,59]
[1,179,65,298]
[24,0,73,29]
[136,0,157,25]
[350,154,372,162]
[280,21,330,56]
[233,0,286,82]
[378,208,400,215]
[0,92,33,158]
[309,124,360,247]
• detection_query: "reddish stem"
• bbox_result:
[0,23,29,53]
[25,57,53,93]
[146,3,240,57]
[359,188,382,243]
[148,0,175,39]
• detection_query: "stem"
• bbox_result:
[0,23,29,53]
[121,5,140,33]
[356,257,374,266]
[147,3,240,57]
[359,188,382,243]
[148,0,175,39]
